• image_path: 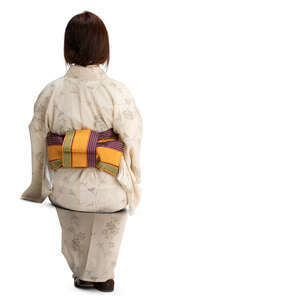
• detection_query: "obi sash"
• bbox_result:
[46,128,124,176]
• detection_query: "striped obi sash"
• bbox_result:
[46,128,124,176]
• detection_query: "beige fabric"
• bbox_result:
[56,207,128,282]
[21,65,143,215]
[49,169,128,213]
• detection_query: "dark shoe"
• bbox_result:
[74,276,94,289]
[94,279,115,292]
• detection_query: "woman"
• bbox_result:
[20,11,143,292]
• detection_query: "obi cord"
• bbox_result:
[46,128,125,176]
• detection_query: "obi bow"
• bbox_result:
[46,128,124,177]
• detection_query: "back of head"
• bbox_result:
[64,11,110,67]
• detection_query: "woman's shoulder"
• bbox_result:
[33,76,65,116]
[101,75,136,106]
[41,76,65,92]
[36,76,65,99]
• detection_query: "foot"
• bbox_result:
[94,279,115,292]
[74,276,94,289]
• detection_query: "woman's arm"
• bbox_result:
[105,80,143,213]
[112,83,143,186]
[21,86,53,203]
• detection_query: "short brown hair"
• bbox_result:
[64,11,110,67]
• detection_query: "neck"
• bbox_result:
[86,64,99,68]
[66,64,106,80]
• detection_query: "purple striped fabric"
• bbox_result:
[87,131,99,167]
[47,128,124,155]
[98,140,125,152]
[47,134,64,145]
[98,128,115,139]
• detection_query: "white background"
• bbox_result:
[0,0,300,299]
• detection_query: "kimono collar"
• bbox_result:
[65,64,107,81]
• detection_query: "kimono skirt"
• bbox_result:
[48,166,128,282]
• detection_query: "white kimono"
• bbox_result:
[20,65,143,282]
[21,64,143,215]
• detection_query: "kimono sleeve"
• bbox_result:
[112,83,143,185]
[20,85,52,203]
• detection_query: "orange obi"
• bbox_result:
[46,128,124,177]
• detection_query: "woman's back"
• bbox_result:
[47,66,116,135]
[26,64,143,214]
